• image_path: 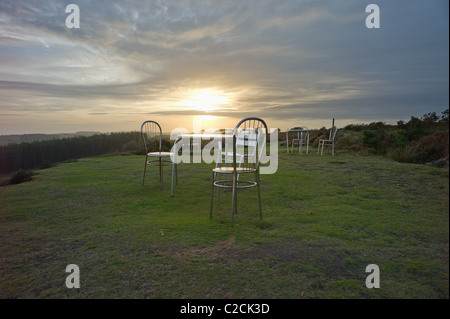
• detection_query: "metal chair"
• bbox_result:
[141,120,176,185]
[318,125,338,156]
[210,117,268,226]
[215,128,251,172]
[291,126,310,154]
[213,128,251,206]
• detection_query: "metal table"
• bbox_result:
[170,133,233,197]
[286,128,310,154]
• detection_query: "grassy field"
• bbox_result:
[0,149,448,298]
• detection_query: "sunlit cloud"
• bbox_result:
[179,89,234,113]
[0,0,448,134]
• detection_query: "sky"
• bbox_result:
[0,0,448,134]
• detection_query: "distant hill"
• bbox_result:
[0,132,100,146]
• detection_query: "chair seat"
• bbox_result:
[221,151,246,158]
[147,151,172,157]
[221,152,255,160]
[213,166,256,174]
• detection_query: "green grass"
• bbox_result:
[0,150,448,298]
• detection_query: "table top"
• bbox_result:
[176,133,233,139]
[287,128,310,133]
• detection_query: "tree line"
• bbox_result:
[1,109,448,175]
[0,132,145,174]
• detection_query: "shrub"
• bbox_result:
[367,121,387,130]
[40,160,53,169]
[387,131,449,164]
[410,131,449,163]
[9,169,34,185]
[344,123,367,132]
[404,116,426,141]
[387,146,416,163]
[337,133,362,150]
[387,129,409,149]
[362,129,382,151]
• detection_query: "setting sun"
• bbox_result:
[182,89,232,112]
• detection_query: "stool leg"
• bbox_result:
[231,172,237,226]
[210,171,215,219]
[256,170,262,220]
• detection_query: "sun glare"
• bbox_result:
[195,115,217,121]
[182,89,231,112]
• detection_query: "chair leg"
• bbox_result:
[171,162,176,197]
[306,135,309,154]
[231,172,237,227]
[142,155,148,185]
[286,135,289,154]
[317,143,320,155]
[215,162,221,205]
[160,158,163,185]
[321,142,324,156]
[332,142,335,156]
[210,171,215,219]
[256,170,262,220]
[216,172,221,206]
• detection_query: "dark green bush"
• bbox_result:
[39,160,53,169]
[344,123,367,132]
[367,121,388,130]
[388,129,409,149]
[404,116,426,141]
[360,109,449,161]
[362,129,384,152]
[9,169,34,185]
[337,134,361,149]
[409,131,449,163]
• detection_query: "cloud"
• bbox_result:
[0,0,448,134]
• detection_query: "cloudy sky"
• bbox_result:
[0,0,448,134]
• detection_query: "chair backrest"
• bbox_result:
[232,117,268,170]
[329,126,338,141]
[141,120,162,153]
